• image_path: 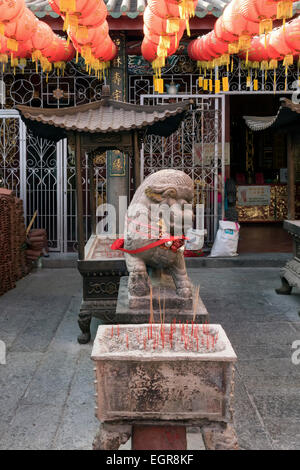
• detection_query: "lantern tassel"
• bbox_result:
[259,19,273,35]
[159,36,171,50]
[222,76,229,92]
[166,18,180,34]
[228,42,239,54]
[7,39,18,52]
[186,19,191,37]
[238,34,251,52]
[276,1,293,21]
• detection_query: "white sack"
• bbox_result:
[185,228,205,251]
[210,221,240,257]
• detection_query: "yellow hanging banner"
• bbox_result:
[222,76,229,92]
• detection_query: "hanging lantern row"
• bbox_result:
[188,0,299,93]
[49,0,117,78]
[240,15,300,91]
[189,0,298,64]
[141,0,198,92]
[0,0,75,74]
[189,15,300,94]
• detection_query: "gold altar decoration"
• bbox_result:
[245,128,254,175]
[237,184,287,221]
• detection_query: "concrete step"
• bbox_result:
[186,252,291,268]
[41,252,292,269]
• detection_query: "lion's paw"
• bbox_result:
[128,272,151,297]
[176,287,193,299]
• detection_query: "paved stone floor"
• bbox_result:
[0,267,299,450]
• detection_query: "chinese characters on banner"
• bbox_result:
[109,33,126,102]
[237,186,271,206]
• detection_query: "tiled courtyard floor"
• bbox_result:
[0,267,299,450]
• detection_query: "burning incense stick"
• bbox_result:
[158,288,162,324]
[149,284,154,324]
[193,285,200,322]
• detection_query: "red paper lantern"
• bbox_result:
[149,0,197,19]
[205,31,227,57]
[32,21,54,52]
[141,37,158,62]
[245,36,269,62]
[78,0,107,28]
[62,41,76,62]
[5,8,38,43]
[148,0,180,18]
[188,36,214,62]
[0,0,24,36]
[268,27,294,59]
[187,41,198,61]
[0,36,9,54]
[238,0,277,34]
[0,0,24,22]
[214,16,238,44]
[269,0,295,21]
[165,0,198,19]
[92,37,117,61]
[284,16,300,53]
[12,40,33,59]
[144,24,184,52]
[44,35,75,62]
[144,7,181,37]
[222,1,247,37]
[50,0,98,17]
[69,22,109,47]
[50,0,107,28]
[48,0,61,15]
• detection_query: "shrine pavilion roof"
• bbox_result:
[25,0,234,19]
[243,98,300,132]
[17,91,191,141]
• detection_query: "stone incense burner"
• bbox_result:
[91,323,238,450]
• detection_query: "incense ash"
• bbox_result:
[101,322,224,354]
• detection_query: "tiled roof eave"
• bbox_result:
[26,0,229,19]
[26,0,300,19]
[17,99,190,135]
[243,99,300,132]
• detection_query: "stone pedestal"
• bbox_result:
[116,276,208,324]
[276,220,300,295]
[77,236,127,344]
[91,323,238,450]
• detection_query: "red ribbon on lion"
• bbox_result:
[111,236,187,254]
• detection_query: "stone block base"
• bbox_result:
[116,276,209,324]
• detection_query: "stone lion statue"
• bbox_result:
[124,169,194,299]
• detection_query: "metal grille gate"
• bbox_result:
[0,111,63,251]
[140,94,225,244]
[0,111,107,252]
